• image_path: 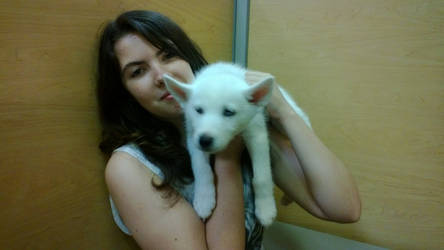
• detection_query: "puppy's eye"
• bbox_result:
[223,108,236,117]
[195,107,204,114]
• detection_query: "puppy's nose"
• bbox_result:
[199,134,213,149]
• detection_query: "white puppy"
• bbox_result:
[163,62,308,226]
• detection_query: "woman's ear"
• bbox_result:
[163,74,192,104]
[243,76,275,107]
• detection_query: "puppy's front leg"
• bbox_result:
[188,138,216,219]
[243,116,277,226]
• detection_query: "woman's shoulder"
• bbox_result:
[105,150,163,189]
[110,143,164,178]
[108,143,195,203]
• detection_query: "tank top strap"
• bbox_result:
[114,143,164,179]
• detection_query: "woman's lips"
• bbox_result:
[161,92,173,100]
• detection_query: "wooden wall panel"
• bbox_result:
[249,0,443,249]
[0,0,232,249]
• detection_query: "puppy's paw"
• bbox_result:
[255,196,277,226]
[193,186,216,219]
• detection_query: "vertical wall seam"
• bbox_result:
[232,0,250,67]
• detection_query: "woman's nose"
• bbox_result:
[151,62,165,86]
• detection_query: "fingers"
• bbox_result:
[245,70,274,85]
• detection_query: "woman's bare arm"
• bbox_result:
[267,83,361,223]
[206,136,245,249]
[105,139,245,249]
[106,152,207,249]
[246,70,361,223]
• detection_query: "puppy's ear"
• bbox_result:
[163,74,192,104]
[244,76,274,107]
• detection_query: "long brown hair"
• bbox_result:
[96,10,207,192]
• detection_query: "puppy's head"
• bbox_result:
[163,73,274,153]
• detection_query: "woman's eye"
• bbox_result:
[130,68,145,78]
[161,51,176,61]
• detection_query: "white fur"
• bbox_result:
[163,62,310,226]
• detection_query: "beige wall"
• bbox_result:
[248,0,444,249]
[0,0,232,249]
[2,0,443,249]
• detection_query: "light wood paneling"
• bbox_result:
[0,0,232,249]
[249,1,444,249]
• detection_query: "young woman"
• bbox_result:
[96,10,361,250]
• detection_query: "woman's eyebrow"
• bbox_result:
[121,48,169,74]
[122,60,145,74]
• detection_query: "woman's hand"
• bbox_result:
[245,69,287,131]
[245,69,273,85]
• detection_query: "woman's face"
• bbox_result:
[114,33,194,121]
